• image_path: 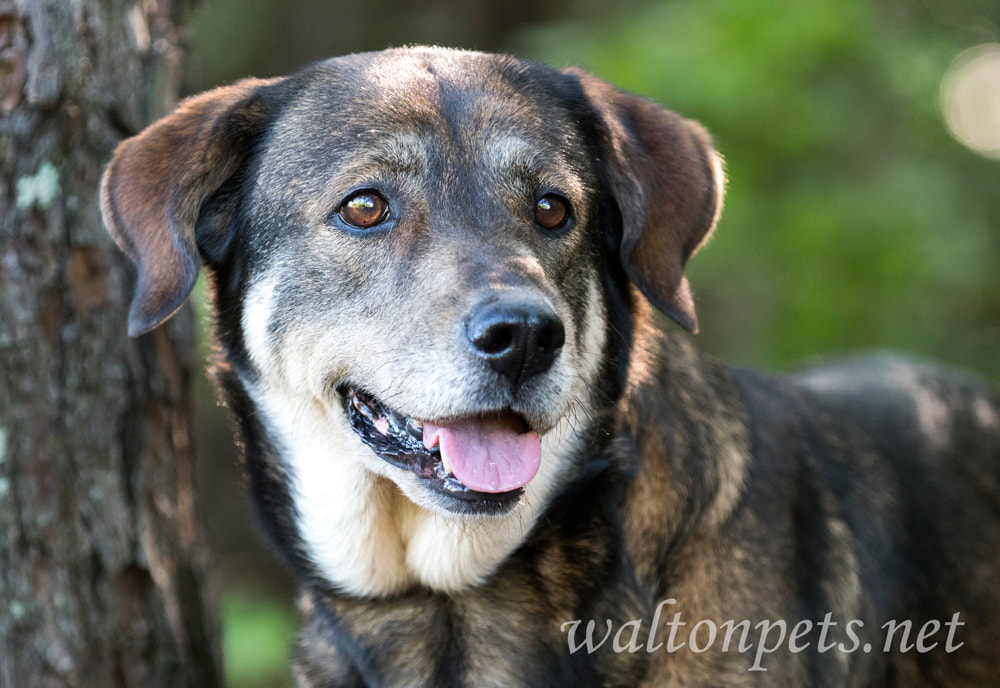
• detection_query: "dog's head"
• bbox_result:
[101,47,723,594]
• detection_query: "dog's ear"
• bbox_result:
[569,70,725,333]
[100,78,277,336]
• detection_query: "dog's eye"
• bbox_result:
[338,191,390,230]
[534,194,569,231]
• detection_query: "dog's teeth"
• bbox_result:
[411,420,423,430]
[440,452,452,475]
[406,419,424,440]
[351,393,368,414]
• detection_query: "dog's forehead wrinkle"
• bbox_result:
[474,133,587,205]
[360,50,539,124]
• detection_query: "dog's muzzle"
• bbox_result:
[340,297,565,514]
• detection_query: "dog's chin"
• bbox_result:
[338,386,552,516]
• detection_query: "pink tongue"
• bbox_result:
[423,416,541,493]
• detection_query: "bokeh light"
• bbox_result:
[941,43,1000,160]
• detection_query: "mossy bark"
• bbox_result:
[0,1,220,685]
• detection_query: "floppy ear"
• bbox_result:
[568,70,725,333]
[100,78,276,336]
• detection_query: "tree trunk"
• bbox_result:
[0,1,220,686]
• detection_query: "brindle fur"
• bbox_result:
[101,47,1000,686]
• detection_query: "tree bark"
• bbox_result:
[0,1,220,686]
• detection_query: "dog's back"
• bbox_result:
[791,355,1000,685]
[613,335,1000,687]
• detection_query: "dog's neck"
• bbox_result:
[618,320,752,589]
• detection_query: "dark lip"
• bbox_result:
[339,386,524,515]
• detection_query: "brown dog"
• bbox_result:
[101,47,1000,686]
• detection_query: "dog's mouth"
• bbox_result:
[341,387,541,514]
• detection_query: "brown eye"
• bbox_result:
[534,194,569,230]
[338,191,390,229]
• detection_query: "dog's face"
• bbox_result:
[241,53,608,514]
[101,48,723,596]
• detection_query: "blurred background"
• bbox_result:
[179,0,1000,685]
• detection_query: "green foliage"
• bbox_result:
[515,0,999,376]
[223,591,297,688]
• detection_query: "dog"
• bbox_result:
[100,47,1000,686]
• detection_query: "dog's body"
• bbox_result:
[100,47,1000,686]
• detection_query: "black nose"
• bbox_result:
[466,300,565,386]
